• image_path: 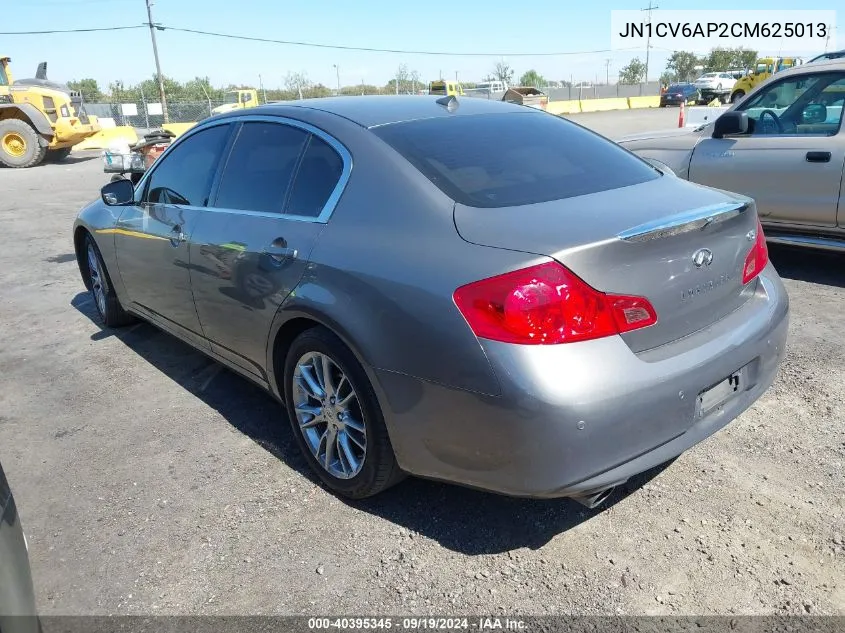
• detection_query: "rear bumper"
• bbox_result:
[376,264,788,498]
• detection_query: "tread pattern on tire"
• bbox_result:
[283,326,405,499]
[0,119,47,168]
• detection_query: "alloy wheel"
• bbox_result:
[292,351,367,479]
[86,243,108,318]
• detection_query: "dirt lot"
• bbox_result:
[1,108,843,616]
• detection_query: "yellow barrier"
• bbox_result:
[627,96,660,109]
[546,100,582,115]
[578,97,630,113]
[73,126,138,151]
[162,122,197,137]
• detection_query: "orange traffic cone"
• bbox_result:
[678,101,685,128]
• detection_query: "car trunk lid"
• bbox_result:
[454,176,760,353]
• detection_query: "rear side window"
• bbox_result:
[286,135,344,217]
[214,121,309,213]
[372,112,659,208]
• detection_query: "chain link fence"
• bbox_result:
[86,80,663,128]
[86,100,224,127]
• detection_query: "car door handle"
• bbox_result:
[263,238,298,264]
[169,225,186,246]
[806,151,831,163]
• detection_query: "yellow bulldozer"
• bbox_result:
[0,57,101,168]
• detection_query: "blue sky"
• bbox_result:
[5,0,841,91]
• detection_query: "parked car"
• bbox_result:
[694,72,738,103]
[619,58,845,252]
[807,49,845,64]
[694,72,737,91]
[660,83,701,107]
[74,96,788,509]
[0,459,39,633]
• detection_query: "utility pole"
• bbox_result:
[333,64,340,96]
[258,75,267,103]
[640,1,658,95]
[604,58,612,85]
[144,0,168,123]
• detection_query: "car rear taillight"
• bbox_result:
[453,261,658,345]
[742,218,769,284]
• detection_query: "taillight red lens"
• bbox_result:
[453,261,658,345]
[742,218,769,284]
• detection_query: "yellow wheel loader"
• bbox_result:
[0,57,101,168]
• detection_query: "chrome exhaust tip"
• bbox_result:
[570,486,615,509]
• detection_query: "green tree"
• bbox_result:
[666,51,702,83]
[493,61,514,85]
[619,57,647,84]
[703,47,757,72]
[182,76,225,102]
[519,69,546,88]
[659,71,676,86]
[284,71,312,99]
[67,78,103,102]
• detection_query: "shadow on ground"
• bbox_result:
[70,290,681,554]
[768,244,845,289]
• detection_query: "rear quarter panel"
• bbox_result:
[266,109,541,399]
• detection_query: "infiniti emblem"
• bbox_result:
[692,248,714,268]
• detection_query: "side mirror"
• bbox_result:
[101,178,134,206]
[802,103,827,124]
[713,111,749,138]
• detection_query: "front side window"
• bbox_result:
[214,121,309,213]
[373,111,659,208]
[740,72,845,136]
[144,124,230,206]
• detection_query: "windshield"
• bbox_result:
[668,85,687,93]
[224,92,239,104]
[372,112,659,208]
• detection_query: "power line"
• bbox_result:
[2,21,642,58]
[163,26,640,57]
[0,25,143,35]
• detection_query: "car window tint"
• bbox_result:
[145,124,229,206]
[214,121,309,213]
[373,111,659,208]
[285,135,344,217]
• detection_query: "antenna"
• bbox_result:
[436,95,459,111]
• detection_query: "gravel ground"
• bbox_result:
[0,108,843,617]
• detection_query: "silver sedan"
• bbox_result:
[73,96,789,508]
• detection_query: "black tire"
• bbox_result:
[45,147,72,162]
[83,234,135,328]
[731,90,744,103]
[0,119,47,168]
[283,327,404,499]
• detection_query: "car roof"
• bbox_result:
[772,58,845,77]
[224,95,533,129]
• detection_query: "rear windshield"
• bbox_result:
[668,84,688,92]
[371,112,659,208]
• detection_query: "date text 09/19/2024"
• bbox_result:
[307,618,528,630]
